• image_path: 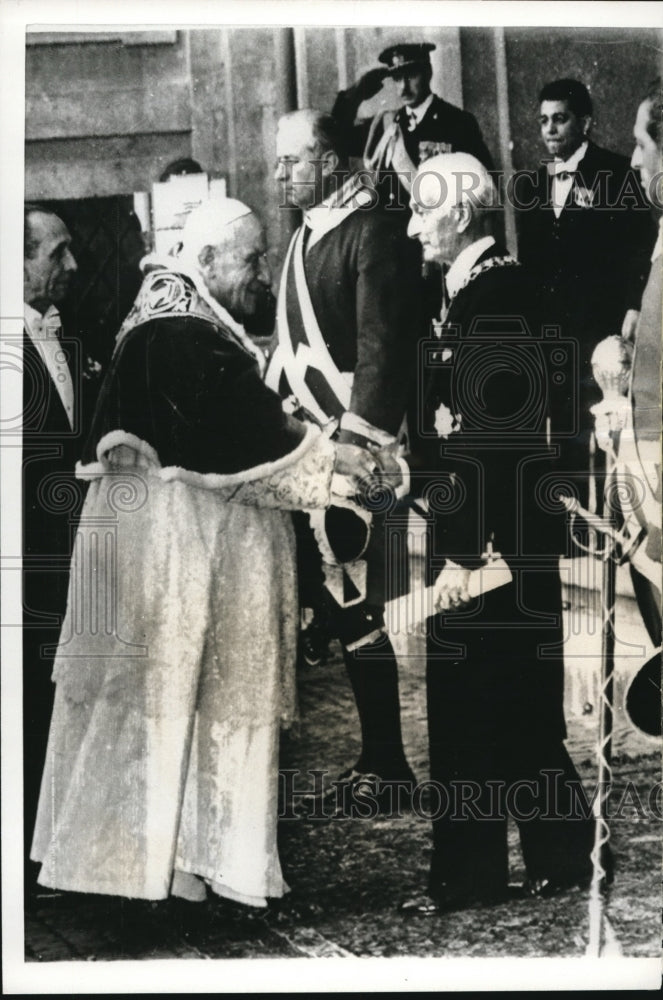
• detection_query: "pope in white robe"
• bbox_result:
[30,199,368,907]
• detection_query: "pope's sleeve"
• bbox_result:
[343,214,422,439]
[147,320,309,471]
[131,320,337,509]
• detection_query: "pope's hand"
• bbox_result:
[370,445,405,491]
[353,67,389,101]
[433,562,473,612]
[334,442,377,486]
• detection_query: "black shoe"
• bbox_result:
[518,869,594,899]
[400,884,510,916]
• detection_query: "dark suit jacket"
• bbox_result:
[22,330,88,637]
[518,141,655,373]
[22,326,95,847]
[332,91,493,206]
[301,207,424,437]
[407,244,567,744]
[408,244,567,574]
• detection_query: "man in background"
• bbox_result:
[518,78,654,509]
[332,41,493,208]
[332,42,494,324]
[23,204,80,897]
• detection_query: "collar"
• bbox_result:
[403,92,434,128]
[446,236,496,300]
[24,302,61,335]
[303,172,375,248]
[547,140,589,177]
[122,254,266,374]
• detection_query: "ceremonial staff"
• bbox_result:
[560,334,633,956]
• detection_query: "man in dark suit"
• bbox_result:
[23,204,83,896]
[332,42,493,210]
[605,80,662,737]
[269,110,422,808]
[518,78,654,509]
[387,153,597,913]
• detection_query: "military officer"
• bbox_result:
[331,41,493,209]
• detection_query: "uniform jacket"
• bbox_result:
[332,90,493,206]
[333,90,493,168]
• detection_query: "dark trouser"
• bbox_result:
[629,564,662,649]
[425,569,594,897]
[342,633,411,778]
[23,624,58,892]
[426,741,595,898]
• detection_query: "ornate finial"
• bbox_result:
[591,335,633,400]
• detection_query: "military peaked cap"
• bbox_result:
[378,42,435,76]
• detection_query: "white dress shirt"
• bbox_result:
[303,172,374,252]
[24,302,75,429]
[403,92,434,131]
[548,140,588,219]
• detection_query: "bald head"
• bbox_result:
[411,153,497,215]
[24,206,77,313]
[407,153,497,267]
[180,197,274,331]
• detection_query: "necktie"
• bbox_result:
[405,108,417,132]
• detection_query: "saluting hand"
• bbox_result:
[353,67,389,102]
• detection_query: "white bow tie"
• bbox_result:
[32,309,62,336]
[547,161,575,180]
